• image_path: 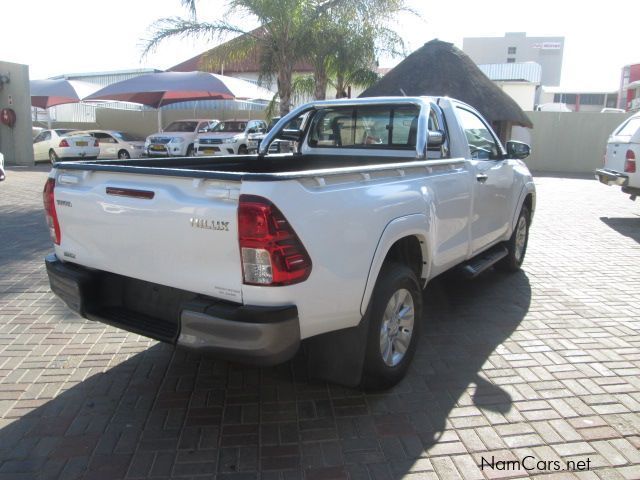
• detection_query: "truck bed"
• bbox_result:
[55,153,434,181]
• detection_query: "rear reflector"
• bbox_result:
[94,139,99,147]
[238,195,312,286]
[624,150,636,173]
[106,187,155,199]
[43,178,61,245]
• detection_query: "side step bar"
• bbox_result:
[458,246,508,279]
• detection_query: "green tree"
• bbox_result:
[143,0,413,114]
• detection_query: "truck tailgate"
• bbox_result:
[53,170,243,303]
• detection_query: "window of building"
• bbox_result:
[506,58,516,63]
[507,46,517,55]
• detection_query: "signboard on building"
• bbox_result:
[532,42,562,50]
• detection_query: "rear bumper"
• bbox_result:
[45,254,300,365]
[595,168,628,186]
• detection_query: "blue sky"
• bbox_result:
[2,0,636,90]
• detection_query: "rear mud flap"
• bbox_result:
[304,313,370,388]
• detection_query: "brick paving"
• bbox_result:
[0,165,639,479]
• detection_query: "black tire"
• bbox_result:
[49,150,59,164]
[361,263,422,390]
[238,145,249,155]
[496,205,530,272]
[118,149,130,159]
[186,145,195,157]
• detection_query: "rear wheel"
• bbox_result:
[49,150,59,164]
[118,149,130,159]
[361,263,422,390]
[496,205,530,272]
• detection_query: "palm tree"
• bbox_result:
[143,0,312,116]
[143,0,414,114]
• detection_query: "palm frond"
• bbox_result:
[141,18,250,59]
[180,0,198,18]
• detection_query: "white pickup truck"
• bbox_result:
[44,97,535,388]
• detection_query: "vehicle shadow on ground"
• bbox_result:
[0,208,52,281]
[0,269,530,479]
[600,216,640,244]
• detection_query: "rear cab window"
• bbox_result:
[614,117,640,139]
[307,105,421,150]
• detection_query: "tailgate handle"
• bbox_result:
[106,187,155,199]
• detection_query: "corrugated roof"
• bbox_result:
[478,63,541,83]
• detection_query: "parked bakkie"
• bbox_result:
[195,119,267,156]
[595,112,640,200]
[145,119,219,157]
[44,97,535,388]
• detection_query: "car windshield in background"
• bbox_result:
[112,131,143,142]
[616,117,640,137]
[212,121,247,133]
[164,121,198,132]
[55,129,75,136]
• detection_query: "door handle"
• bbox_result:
[476,174,488,183]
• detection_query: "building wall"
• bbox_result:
[523,111,632,174]
[494,82,537,111]
[0,61,34,166]
[463,32,564,86]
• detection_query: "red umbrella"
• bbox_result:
[30,79,100,109]
[84,71,273,107]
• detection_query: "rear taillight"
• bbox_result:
[238,195,312,286]
[94,139,99,147]
[59,139,70,148]
[43,178,61,245]
[624,150,636,173]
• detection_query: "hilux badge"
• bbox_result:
[190,217,230,231]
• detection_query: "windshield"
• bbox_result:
[164,121,198,132]
[112,131,143,142]
[616,117,640,137]
[212,121,247,133]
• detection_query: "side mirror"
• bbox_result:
[427,130,445,149]
[278,128,303,142]
[506,140,531,159]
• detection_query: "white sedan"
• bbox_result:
[78,130,146,159]
[33,129,100,163]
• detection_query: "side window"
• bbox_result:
[42,131,52,142]
[456,108,501,160]
[34,132,46,143]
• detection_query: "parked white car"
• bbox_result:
[78,130,145,159]
[145,119,219,157]
[595,112,640,200]
[33,129,100,163]
[195,119,267,156]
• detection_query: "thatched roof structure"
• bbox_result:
[360,40,533,129]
